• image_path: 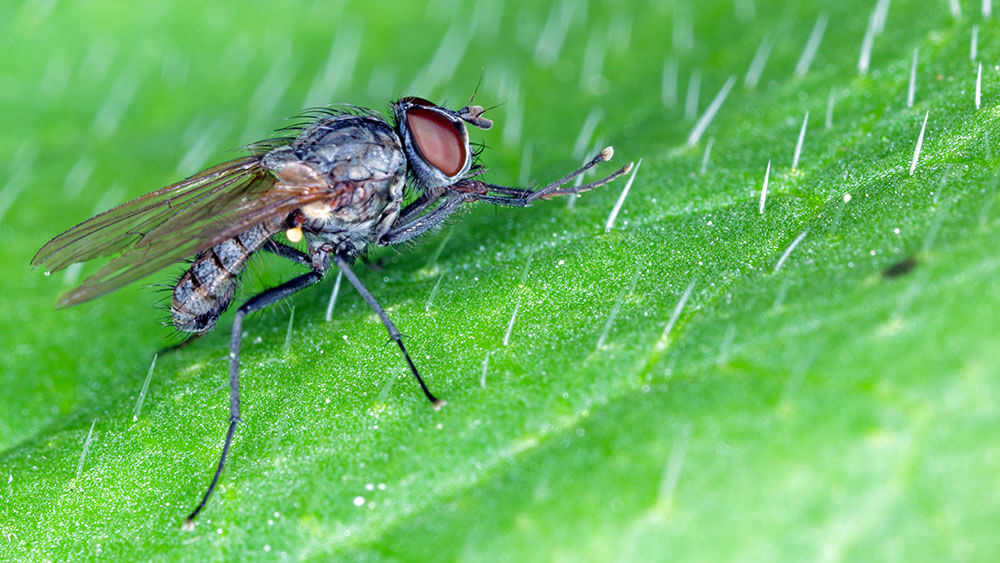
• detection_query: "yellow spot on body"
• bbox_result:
[286,227,303,243]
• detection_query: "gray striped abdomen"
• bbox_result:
[171,223,279,333]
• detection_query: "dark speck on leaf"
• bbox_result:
[883,256,918,278]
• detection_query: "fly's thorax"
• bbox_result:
[302,172,406,256]
[261,113,410,254]
[279,114,407,182]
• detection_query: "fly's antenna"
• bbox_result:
[458,68,494,129]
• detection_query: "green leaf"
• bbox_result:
[2,0,998,560]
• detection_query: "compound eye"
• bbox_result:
[406,107,467,177]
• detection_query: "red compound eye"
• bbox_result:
[406,106,467,177]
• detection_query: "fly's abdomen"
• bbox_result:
[171,223,279,333]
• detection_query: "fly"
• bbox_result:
[32,95,633,526]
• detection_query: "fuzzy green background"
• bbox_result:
[2,0,998,560]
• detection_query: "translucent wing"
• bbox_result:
[33,157,270,271]
[52,184,336,307]
[30,156,297,307]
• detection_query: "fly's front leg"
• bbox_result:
[395,184,450,225]
[380,194,465,245]
[454,147,632,206]
[384,149,632,246]
[381,149,631,245]
[184,267,323,527]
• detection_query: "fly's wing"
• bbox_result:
[52,181,338,307]
[33,157,268,271]
[29,156,288,307]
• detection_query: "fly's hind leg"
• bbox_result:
[184,268,322,527]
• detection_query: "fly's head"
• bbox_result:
[392,97,493,189]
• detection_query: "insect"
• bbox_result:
[32,95,632,525]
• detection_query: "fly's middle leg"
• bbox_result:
[334,255,444,408]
